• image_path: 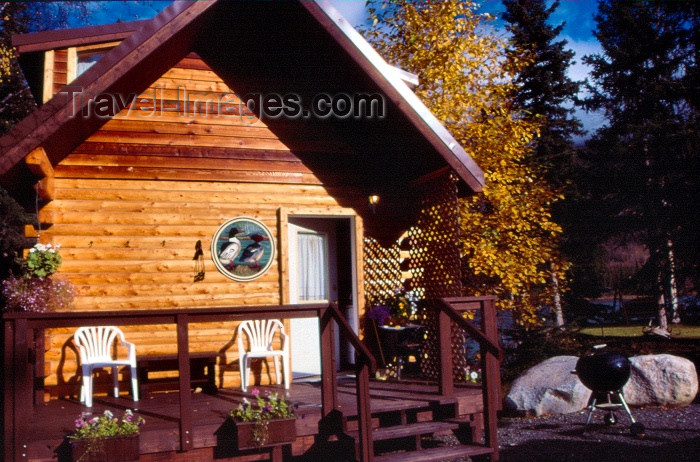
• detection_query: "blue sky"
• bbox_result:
[74,0,604,136]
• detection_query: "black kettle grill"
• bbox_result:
[574,345,645,436]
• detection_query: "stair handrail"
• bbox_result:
[437,298,503,360]
[327,303,377,373]
[435,296,502,461]
[324,303,376,462]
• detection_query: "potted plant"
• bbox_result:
[1,243,75,313]
[227,388,296,449]
[68,409,144,462]
[2,243,75,399]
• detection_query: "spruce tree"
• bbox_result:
[582,1,699,329]
[502,0,582,186]
[502,0,583,326]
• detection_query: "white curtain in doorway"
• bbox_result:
[297,232,328,302]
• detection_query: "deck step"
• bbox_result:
[373,421,459,441]
[348,420,459,442]
[374,444,494,462]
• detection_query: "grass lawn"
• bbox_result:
[579,324,700,339]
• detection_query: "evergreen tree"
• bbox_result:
[1,2,92,280]
[0,2,36,135]
[502,0,582,184]
[582,1,699,329]
[1,2,93,134]
[502,0,583,327]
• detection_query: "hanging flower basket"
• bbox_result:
[228,416,296,450]
[69,434,140,462]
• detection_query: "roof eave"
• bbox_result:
[12,20,149,54]
[0,1,216,179]
[304,0,485,192]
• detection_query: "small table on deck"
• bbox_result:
[378,324,424,380]
[137,352,218,397]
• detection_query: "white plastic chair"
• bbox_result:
[74,326,139,407]
[237,319,290,392]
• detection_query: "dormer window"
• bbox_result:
[72,43,118,81]
[77,52,104,77]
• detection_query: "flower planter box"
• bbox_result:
[228,417,296,450]
[70,434,139,462]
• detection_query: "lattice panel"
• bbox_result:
[362,237,403,308]
[363,172,473,381]
[405,172,468,381]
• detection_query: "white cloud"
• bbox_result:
[561,36,606,139]
[327,0,369,27]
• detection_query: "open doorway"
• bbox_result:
[285,214,359,378]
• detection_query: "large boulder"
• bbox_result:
[624,354,698,407]
[504,356,592,416]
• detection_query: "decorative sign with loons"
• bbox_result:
[211,217,275,282]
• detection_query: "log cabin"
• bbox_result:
[1,2,502,461]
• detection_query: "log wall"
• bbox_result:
[35,55,371,394]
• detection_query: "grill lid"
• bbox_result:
[575,349,631,392]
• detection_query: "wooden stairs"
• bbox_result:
[315,396,495,462]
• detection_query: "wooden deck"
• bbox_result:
[26,377,485,461]
[4,299,502,461]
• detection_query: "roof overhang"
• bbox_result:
[0,0,484,201]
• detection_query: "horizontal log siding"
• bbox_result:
[38,57,366,393]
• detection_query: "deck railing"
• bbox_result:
[2,298,500,462]
[1,303,376,462]
[437,296,503,460]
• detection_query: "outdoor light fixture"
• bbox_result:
[368,194,380,214]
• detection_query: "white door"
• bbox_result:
[288,219,338,377]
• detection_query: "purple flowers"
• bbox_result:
[2,242,75,313]
[367,305,391,326]
[230,389,295,423]
[366,287,420,327]
[70,409,144,441]
[2,276,75,312]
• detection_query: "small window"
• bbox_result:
[76,53,104,77]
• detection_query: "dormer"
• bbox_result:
[12,21,146,105]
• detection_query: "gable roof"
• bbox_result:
[0,0,484,196]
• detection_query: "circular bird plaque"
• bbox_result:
[211,217,275,281]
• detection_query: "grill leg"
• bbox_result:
[584,397,597,431]
[617,392,636,424]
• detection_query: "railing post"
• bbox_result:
[176,313,193,452]
[437,305,453,396]
[355,361,374,462]
[3,320,16,462]
[18,319,32,461]
[480,298,500,461]
[319,305,337,415]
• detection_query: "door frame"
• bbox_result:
[278,207,365,368]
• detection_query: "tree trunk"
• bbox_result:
[550,262,564,328]
[667,238,680,324]
[656,270,669,331]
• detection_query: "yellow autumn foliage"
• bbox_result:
[367,0,569,327]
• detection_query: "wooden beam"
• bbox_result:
[25,146,55,200]
[24,225,39,238]
[25,146,54,177]
[409,166,451,189]
[42,50,54,104]
[66,47,77,83]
